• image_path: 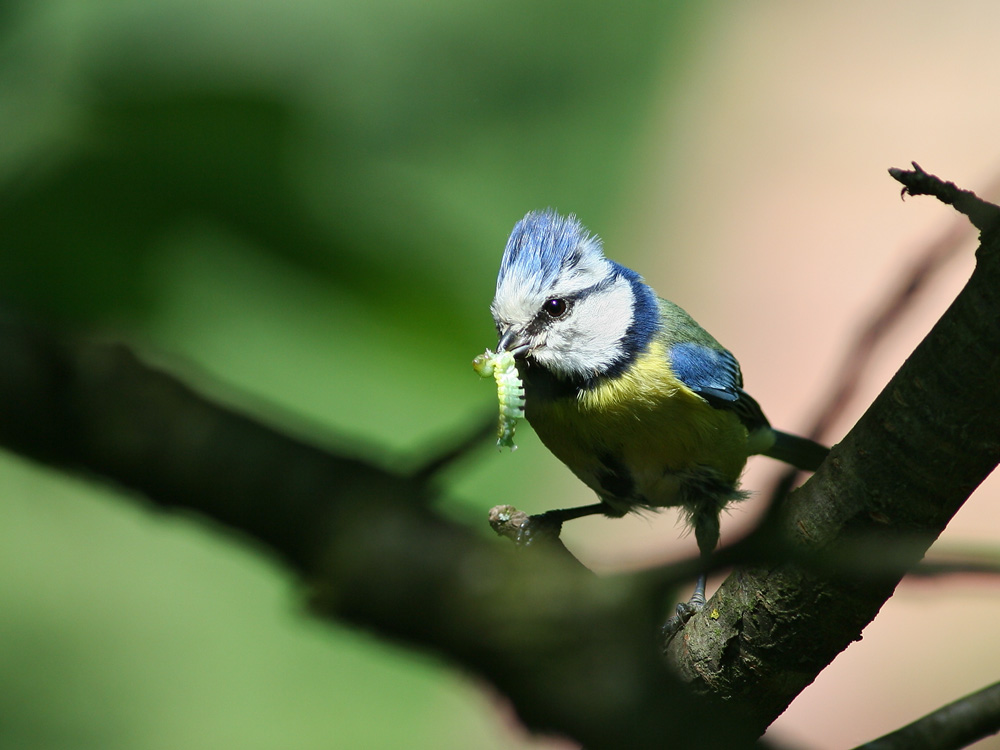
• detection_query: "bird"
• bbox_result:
[489,209,828,623]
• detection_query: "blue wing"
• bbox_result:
[668,342,769,431]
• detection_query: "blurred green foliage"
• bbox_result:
[0,1,705,747]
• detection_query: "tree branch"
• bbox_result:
[766,167,1000,507]
[664,167,1000,733]
[854,680,1000,750]
[1,167,997,746]
[891,162,1000,234]
[0,309,754,750]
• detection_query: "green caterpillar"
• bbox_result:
[473,349,526,450]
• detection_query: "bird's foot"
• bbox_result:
[660,578,707,645]
[661,597,704,640]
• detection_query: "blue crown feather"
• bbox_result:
[497,210,607,295]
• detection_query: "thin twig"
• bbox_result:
[487,504,592,569]
[854,680,1000,750]
[410,411,497,482]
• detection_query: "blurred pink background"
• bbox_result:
[538,4,1000,747]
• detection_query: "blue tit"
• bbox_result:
[490,209,827,615]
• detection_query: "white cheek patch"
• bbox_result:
[536,277,635,379]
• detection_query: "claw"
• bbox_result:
[660,574,708,646]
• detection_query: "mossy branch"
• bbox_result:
[663,166,1000,733]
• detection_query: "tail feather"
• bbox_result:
[762,429,829,472]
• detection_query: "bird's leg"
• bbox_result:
[688,506,721,607]
[688,572,707,610]
[516,503,608,546]
[662,503,722,639]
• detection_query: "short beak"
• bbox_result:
[498,327,532,358]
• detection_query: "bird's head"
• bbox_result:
[490,210,657,383]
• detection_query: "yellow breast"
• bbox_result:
[526,338,750,510]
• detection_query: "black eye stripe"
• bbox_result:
[525,297,572,337]
[536,273,618,323]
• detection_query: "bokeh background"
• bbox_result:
[2,1,999,748]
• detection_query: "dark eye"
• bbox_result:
[542,298,568,318]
